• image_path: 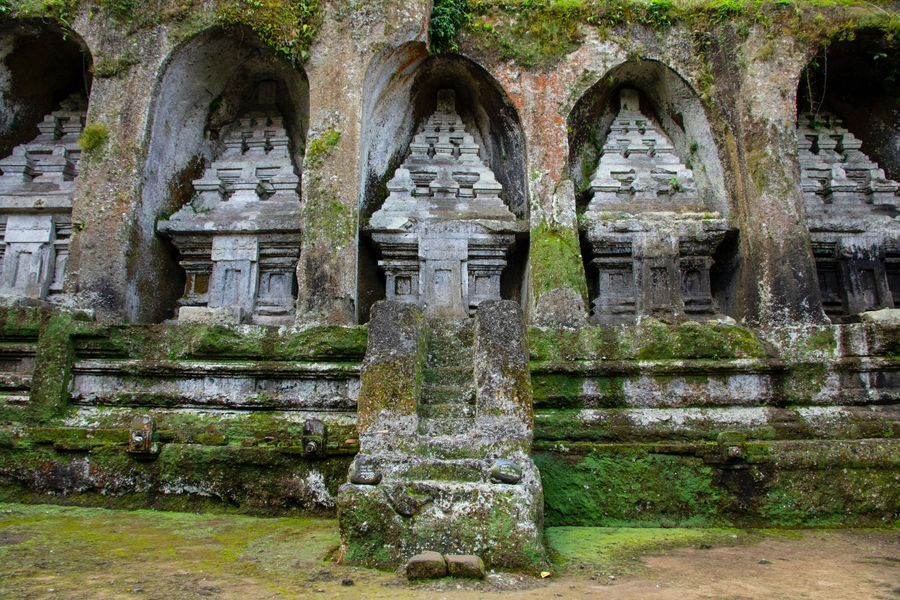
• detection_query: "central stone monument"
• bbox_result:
[337,90,543,570]
[367,89,525,318]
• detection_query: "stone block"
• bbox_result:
[177,305,243,325]
[446,555,485,579]
[406,551,447,580]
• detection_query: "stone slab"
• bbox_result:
[445,554,485,579]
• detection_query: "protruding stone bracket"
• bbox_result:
[127,415,159,456]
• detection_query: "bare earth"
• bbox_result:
[0,503,896,599]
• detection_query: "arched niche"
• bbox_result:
[569,60,735,324]
[0,20,93,157]
[796,31,900,320]
[357,44,528,322]
[132,26,309,323]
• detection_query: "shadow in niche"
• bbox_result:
[134,26,309,323]
[356,50,529,323]
[0,20,92,158]
[799,29,900,181]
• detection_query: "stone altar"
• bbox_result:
[580,89,731,324]
[798,112,900,319]
[157,82,302,325]
[0,94,86,303]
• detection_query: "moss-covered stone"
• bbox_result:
[529,222,589,308]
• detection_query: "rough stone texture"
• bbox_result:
[406,551,447,580]
[157,82,302,326]
[339,300,544,570]
[445,554,485,579]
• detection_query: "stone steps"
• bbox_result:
[417,416,476,437]
[420,382,475,405]
[418,401,475,419]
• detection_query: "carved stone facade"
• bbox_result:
[0,95,86,303]
[367,89,525,319]
[581,89,730,324]
[798,112,900,319]
[157,82,302,325]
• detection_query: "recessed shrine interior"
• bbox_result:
[797,31,900,320]
[0,21,92,304]
[568,60,736,324]
[357,50,528,322]
[134,27,309,324]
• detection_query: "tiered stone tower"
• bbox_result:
[581,89,731,323]
[158,82,302,325]
[0,94,86,303]
[367,89,525,318]
[798,112,900,318]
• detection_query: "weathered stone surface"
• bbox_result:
[406,551,447,580]
[445,554,485,579]
[157,82,302,326]
[580,90,731,324]
[0,94,85,304]
[860,308,900,325]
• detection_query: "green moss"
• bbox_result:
[547,526,745,572]
[536,448,727,526]
[77,122,110,158]
[216,0,320,63]
[92,50,140,78]
[459,0,900,69]
[304,128,342,169]
[530,222,589,305]
[529,320,767,364]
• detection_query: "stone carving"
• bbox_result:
[367,89,525,318]
[581,89,730,324]
[798,112,900,318]
[0,94,86,302]
[158,81,301,325]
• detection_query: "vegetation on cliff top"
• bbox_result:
[0,0,322,63]
[431,0,899,67]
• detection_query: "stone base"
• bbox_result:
[337,458,545,571]
[177,305,243,325]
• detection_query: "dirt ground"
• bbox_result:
[0,503,896,600]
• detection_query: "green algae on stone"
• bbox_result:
[536,448,727,527]
[529,222,589,306]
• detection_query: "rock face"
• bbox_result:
[580,89,731,324]
[368,89,527,319]
[0,94,86,303]
[157,81,302,325]
[798,112,900,319]
[338,299,544,570]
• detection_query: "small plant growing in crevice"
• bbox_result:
[78,122,109,158]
